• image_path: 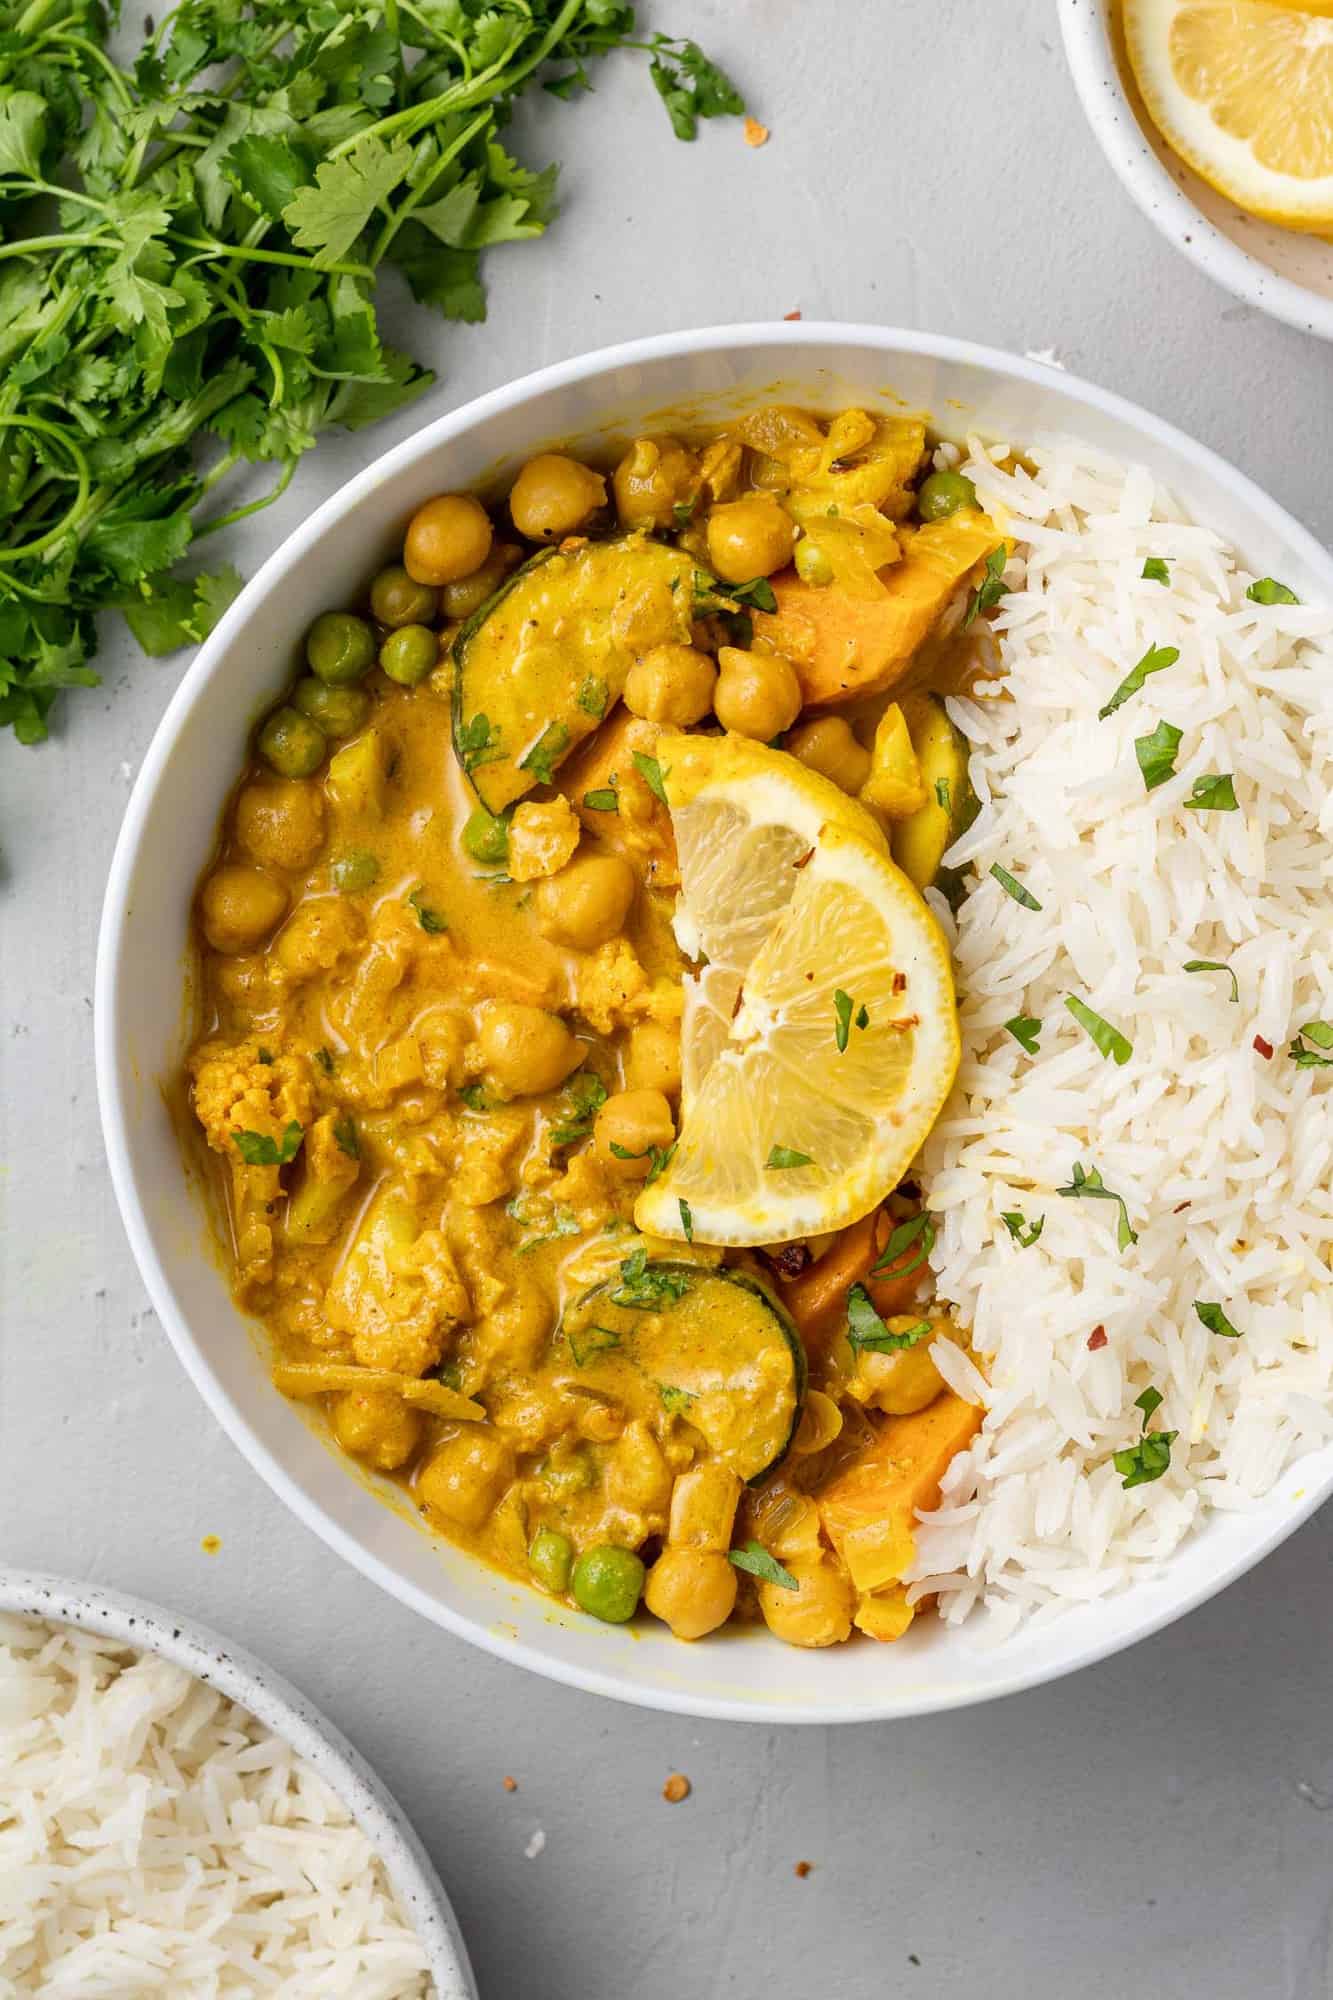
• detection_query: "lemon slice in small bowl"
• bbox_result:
[635,732,960,1249]
[1124,0,1333,232]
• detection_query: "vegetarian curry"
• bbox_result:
[186,404,1003,1649]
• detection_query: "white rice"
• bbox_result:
[0,1616,434,1998]
[909,434,1333,1639]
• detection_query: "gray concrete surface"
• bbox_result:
[5,4,1333,1995]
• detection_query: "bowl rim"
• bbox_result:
[1058,0,1333,344]
[0,1566,476,1996]
[95,319,1333,1724]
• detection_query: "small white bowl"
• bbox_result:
[0,1569,476,1999]
[1060,0,1333,342]
[96,321,1333,1724]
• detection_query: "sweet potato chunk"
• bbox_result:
[752,510,1005,708]
[560,709,679,887]
[777,1208,928,1360]
[816,1391,982,1594]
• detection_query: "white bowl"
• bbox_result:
[96,322,1333,1724]
[1060,0,1333,342]
[0,1568,475,1997]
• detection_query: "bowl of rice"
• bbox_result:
[98,322,1333,1722]
[0,1570,475,1996]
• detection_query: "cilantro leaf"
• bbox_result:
[1065,995,1133,1066]
[549,1071,608,1147]
[283,135,415,267]
[1000,1211,1044,1248]
[1182,773,1238,813]
[1246,576,1300,606]
[1183,959,1239,1004]
[1005,1014,1042,1054]
[1141,556,1171,585]
[870,1210,935,1280]
[232,1121,303,1167]
[961,543,1009,629]
[727,1541,798,1591]
[1057,1160,1137,1251]
[990,862,1041,910]
[632,751,669,805]
[1098,643,1179,719]
[765,1145,814,1170]
[1134,719,1182,792]
[1194,1300,1241,1339]
[846,1284,932,1354]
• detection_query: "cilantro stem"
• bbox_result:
[0,233,122,261]
[369,108,493,262]
[0,419,91,563]
[46,30,136,108]
[196,457,297,537]
[169,234,374,278]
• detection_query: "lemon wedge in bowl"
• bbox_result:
[1123,0,1333,232]
[634,732,960,1248]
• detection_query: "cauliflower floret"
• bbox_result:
[324,1189,469,1377]
[189,1039,315,1293]
[273,896,364,984]
[189,1039,314,1156]
[507,796,581,883]
[575,939,648,1036]
[451,1108,530,1207]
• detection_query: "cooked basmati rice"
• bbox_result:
[908,435,1333,1639]
[0,1616,434,1998]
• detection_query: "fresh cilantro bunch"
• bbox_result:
[0,0,743,749]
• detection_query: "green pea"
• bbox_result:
[258,705,326,778]
[330,849,380,894]
[916,470,978,523]
[571,1544,645,1624]
[370,564,438,629]
[306,610,377,686]
[794,536,834,586]
[461,804,509,865]
[292,676,371,739]
[379,623,437,687]
[528,1526,574,1594]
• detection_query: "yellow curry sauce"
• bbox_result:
[186,405,996,1649]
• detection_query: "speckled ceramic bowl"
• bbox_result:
[1060,0,1333,342]
[0,1569,476,2000]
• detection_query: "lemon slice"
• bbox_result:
[635,733,959,1248]
[1124,0,1333,231]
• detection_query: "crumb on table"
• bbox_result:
[662,1773,691,1803]
[794,1860,813,1879]
[502,1775,518,1793]
[744,117,769,148]
[200,1535,222,1556]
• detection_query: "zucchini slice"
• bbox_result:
[889,692,978,890]
[452,535,694,814]
[560,1257,806,1483]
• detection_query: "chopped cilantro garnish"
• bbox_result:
[870,1210,935,1280]
[408,887,447,933]
[1141,557,1171,585]
[576,675,609,718]
[679,1198,694,1243]
[1194,1300,1241,1339]
[658,1383,694,1415]
[313,1047,335,1077]
[990,862,1042,910]
[846,1283,932,1354]
[1246,576,1300,606]
[1183,773,1238,813]
[520,721,571,787]
[632,751,670,805]
[1000,1211,1044,1248]
[727,1542,798,1591]
[232,1121,303,1167]
[1057,1160,1137,1251]
[1065,995,1133,1066]
[610,1248,691,1309]
[1005,1015,1042,1054]
[935,777,952,810]
[566,1324,622,1368]
[458,714,503,774]
[1098,643,1179,719]
[1113,1387,1177,1489]
[332,1116,359,1160]
[834,988,870,1053]
[1134,719,1182,792]
[961,543,1009,629]
[549,1072,608,1146]
[1183,959,1239,1004]
[1288,1022,1333,1069]
[582,786,619,813]
[458,1082,493,1113]
[765,1145,814,1170]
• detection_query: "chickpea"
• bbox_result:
[234,779,325,871]
[331,1388,422,1472]
[605,1419,672,1515]
[509,453,606,542]
[477,1001,583,1097]
[535,852,636,952]
[369,564,438,628]
[199,865,289,955]
[623,1021,682,1098]
[416,1424,514,1531]
[852,1338,944,1417]
[442,543,523,621]
[644,1546,738,1641]
[786,715,873,794]
[623,644,717,728]
[594,1088,675,1179]
[611,435,698,532]
[757,1554,854,1649]
[706,494,796,583]
[713,645,802,741]
[404,492,494,586]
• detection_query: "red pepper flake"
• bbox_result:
[794,847,815,870]
[1253,1034,1274,1060]
[784,309,802,321]
[1173,1201,1191,1215]
[1086,1325,1108,1351]
[502,1776,518,1793]
[794,1860,813,1879]
[892,972,908,993]
[663,1773,691,1803]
